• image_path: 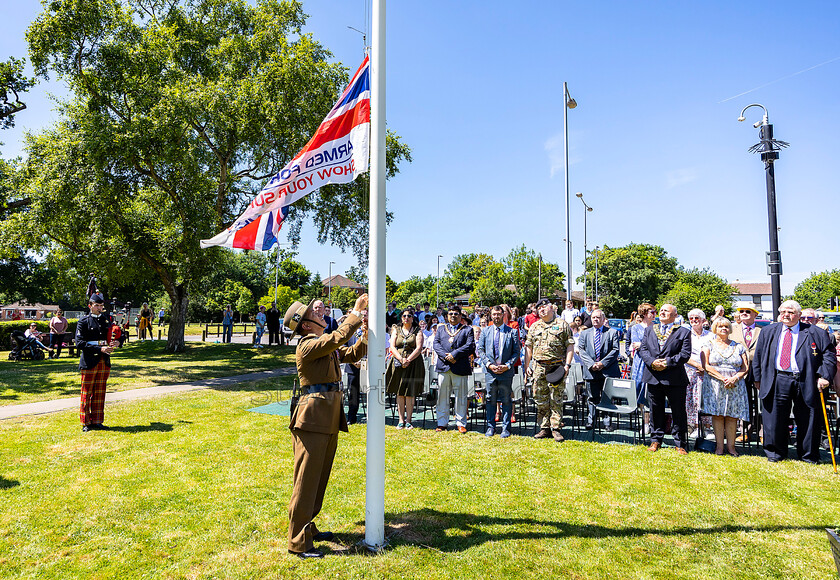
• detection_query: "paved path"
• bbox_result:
[0,366,297,420]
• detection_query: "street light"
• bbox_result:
[563,82,577,310]
[576,192,593,301]
[738,103,788,315]
[437,254,443,307]
[328,261,335,308]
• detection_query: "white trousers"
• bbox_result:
[436,371,469,427]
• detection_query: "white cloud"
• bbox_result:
[665,168,699,189]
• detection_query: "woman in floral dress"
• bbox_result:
[701,317,749,456]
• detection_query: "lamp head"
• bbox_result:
[587,207,593,212]
[566,98,577,109]
[575,192,583,198]
[737,116,746,122]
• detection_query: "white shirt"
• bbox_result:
[561,308,579,325]
[774,323,800,372]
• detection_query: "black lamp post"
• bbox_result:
[738,104,789,316]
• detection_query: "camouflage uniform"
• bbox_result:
[526,315,574,430]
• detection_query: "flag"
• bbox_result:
[201,206,289,251]
[201,56,370,249]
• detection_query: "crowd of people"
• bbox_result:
[323,297,839,464]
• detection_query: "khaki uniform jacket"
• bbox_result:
[292,313,368,435]
[525,315,575,364]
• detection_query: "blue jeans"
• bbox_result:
[222,323,233,343]
[485,376,513,432]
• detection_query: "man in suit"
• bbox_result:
[433,305,476,433]
[578,308,621,431]
[477,305,521,438]
[752,300,836,463]
[312,300,339,333]
[729,302,762,442]
[385,302,401,328]
[638,303,692,454]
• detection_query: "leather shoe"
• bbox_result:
[457,426,467,434]
[552,430,565,442]
[313,531,334,542]
[648,442,661,452]
[485,428,495,437]
[677,447,688,456]
[289,548,324,559]
[500,430,511,438]
[435,426,446,432]
[533,428,551,439]
[584,422,594,430]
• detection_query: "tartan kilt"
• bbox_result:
[80,359,110,425]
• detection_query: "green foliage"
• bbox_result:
[345,265,367,286]
[257,285,300,314]
[470,246,563,309]
[385,274,398,302]
[206,279,253,319]
[0,56,36,129]
[327,286,357,312]
[390,275,436,309]
[659,268,736,318]
[15,0,410,352]
[792,270,840,310]
[585,243,679,318]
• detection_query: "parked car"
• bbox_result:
[822,313,840,332]
[607,318,627,341]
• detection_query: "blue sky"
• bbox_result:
[3,1,839,294]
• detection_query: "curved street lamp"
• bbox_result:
[576,192,593,301]
[563,82,577,305]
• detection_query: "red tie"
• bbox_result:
[779,328,792,370]
[744,325,753,346]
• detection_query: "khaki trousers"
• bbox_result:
[287,428,338,552]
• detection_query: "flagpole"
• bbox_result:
[364,0,387,551]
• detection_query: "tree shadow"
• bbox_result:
[0,476,20,489]
[107,420,192,433]
[325,508,831,555]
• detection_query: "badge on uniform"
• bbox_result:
[551,325,559,330]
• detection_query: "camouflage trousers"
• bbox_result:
[533,362,566,430]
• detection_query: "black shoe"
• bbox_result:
[92,424,109,430]
[604,424,617,432]
[313,531,334,542]
[584,422,594,430]
[289,548,324,559]
[82,425,91,432]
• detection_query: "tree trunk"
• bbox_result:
[166,283,189,353]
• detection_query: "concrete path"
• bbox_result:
[0,366,297,420]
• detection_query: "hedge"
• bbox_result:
[0,319,79,351]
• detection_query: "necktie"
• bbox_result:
[594,327,601,361]
[494,328,501,363]
[779,327,793,370]
[744,325,753,346]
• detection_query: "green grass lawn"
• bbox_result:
[1,382,838,579]
[0,341,295,405]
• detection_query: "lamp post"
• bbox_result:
[594,246,599,301]
[328,261,335,308]
[576,192,593,301]
[538,253,542,300]
[437,254,443,307]
[563,82,577,309]
[738,104,788,315]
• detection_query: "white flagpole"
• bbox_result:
[364,0,386,551]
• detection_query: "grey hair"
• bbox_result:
[591,308,604,318]
[779,299,802,314]
[711,317,732,333]
[687,308,706,321]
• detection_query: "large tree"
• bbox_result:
[583,243,679,318]
[0,56,35,129]
[792,270,840,310]
[659,267,736,319]
[14,0,410,352]
[471,246,563,309]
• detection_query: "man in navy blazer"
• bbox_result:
[638,304,692,454]
[477,305,521,438]
[578,309,621,431]
[752,300,836,463]
[433,305,476,433]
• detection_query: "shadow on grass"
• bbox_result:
[0,476,20,489]
[107,420,192,433]
[329,508,831,554]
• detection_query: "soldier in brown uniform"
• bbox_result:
[283,293,369,559]
[524,298,575,441]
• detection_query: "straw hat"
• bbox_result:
[284,298,318,334]
[733,301,759,314]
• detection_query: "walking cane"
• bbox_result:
[819,388,838,474]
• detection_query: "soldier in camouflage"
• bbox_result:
[524,298,575,442]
